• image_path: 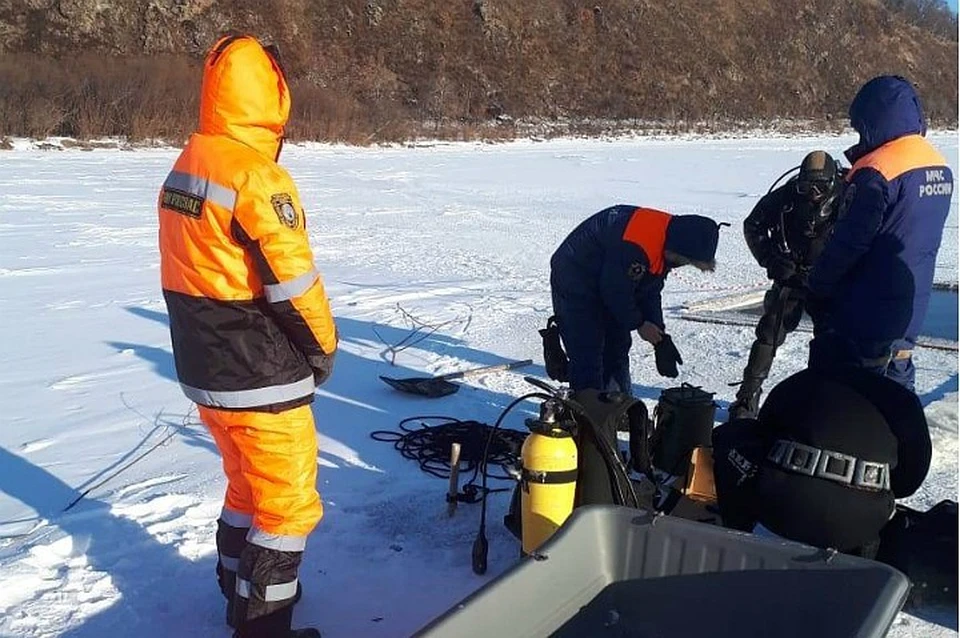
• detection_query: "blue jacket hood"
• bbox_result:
[845,76,927,164]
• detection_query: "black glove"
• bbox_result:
[309,351,336,386]
[538,315,569,382]
[654,333,683,378]
[765,255,796,282]
[783,268,810,296]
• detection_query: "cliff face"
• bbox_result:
[0,0,956,141]
[1,0,223,55]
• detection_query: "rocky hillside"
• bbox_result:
[0,0,956,142]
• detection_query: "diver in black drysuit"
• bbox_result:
[728,151,845,420]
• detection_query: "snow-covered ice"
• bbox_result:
[0,133,956,637]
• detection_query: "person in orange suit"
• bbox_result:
[158,34,336,638]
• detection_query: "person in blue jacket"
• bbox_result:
[807,75,954,391]
[545,206,722,393]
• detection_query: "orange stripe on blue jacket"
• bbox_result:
[809,76,953,344]
[550,205,719,331]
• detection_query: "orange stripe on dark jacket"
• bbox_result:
[848,135,948,182]
[622,207,671,275]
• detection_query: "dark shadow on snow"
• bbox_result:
[919,372,959,407]
[106,341,178,383]
[125,306,171,328]
[0,447,228,637]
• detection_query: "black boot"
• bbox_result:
[232,604,320,638]
[232,543,316,638]
[731,340,777,420]
[217,561,239,629]
[216,518,250,629]
[728,388,761,421]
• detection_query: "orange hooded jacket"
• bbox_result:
[159,35,337,412]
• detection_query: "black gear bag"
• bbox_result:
[651,384,716,476]
[876,499,957,608]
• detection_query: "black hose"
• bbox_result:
[373,390,643,574]
[478,393,552,520]
[370,415,528,503]
[767,164,801,194]
[557,396,640,509]
[472,392,552,574]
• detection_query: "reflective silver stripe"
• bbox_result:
[163,170,238,211]
[236,578,299,602]
[220,508,253,529]
[180,375,315,409]
[265,579,299,602]
[247,527,307,552]
[219,554,240,572]
[263,268,319,303]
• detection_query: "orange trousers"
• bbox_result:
[199,404,323,539]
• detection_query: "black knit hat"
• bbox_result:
[664,214,720,264]
[752,368,914,552]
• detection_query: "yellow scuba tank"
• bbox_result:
[520,397,578,555]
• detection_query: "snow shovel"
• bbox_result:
[379,359,533,398]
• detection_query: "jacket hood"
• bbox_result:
[845,75,926,164]
[664,214,720,265]
[199,35,290,159]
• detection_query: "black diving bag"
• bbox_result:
[876,499,957,608]
[651,384,716,476]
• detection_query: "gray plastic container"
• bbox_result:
[415,506,910,638]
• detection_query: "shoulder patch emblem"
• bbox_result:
[271,193,300,229]
[627,261,647,281]
[837,183,857,219]
[161,188,203,219]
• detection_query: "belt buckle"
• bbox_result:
[814,449,856,484]
[767,439,791,465]
[780,441,821,476]
[854,461,890,491]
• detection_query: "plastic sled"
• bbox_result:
[414,505,910,638]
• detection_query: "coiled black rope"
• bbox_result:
[370,416,528,503]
